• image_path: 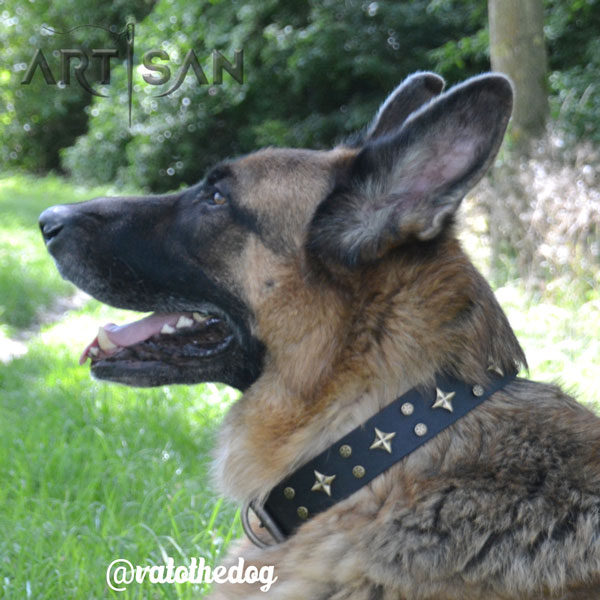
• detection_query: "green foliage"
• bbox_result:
[3,0,600,186]
[63,0,489,191]
[547,62,600,145]
[545,0,600,143]
[0,0,155,172]
[429,28,489,80]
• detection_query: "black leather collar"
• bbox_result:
[242,370,516,547]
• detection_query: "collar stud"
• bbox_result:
[401,402,414,415]
[311,470,336,496]
[339,444,352,458]
[370,427,396,453]
[352,465,366,478]
[472,384,485,397]
[433,387,455,412]
[414,422,428,437]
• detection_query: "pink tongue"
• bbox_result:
[79,312,187,365]
[102,313,182,346]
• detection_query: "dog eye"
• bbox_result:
[210,190,227,206]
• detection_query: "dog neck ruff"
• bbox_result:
[242,371,517,548]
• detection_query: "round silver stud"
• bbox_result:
[472,384,485,397]
[352,465,366,478]
[339,444,352,458]
[400,402,414,416]
[297,506,309,519]
[414,423,428,437]
[283,486,295,500]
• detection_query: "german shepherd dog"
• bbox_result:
[40,73,600,599]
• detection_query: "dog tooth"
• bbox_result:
[176,316,194,329]
[88,347,99,357]
[97,327,117,351]
[161,324,176,334]
[192,312,207,322]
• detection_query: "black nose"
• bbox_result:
[39,205,70,243]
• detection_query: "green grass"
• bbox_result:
[0,215,74,332]
[497,284,600,409]
[0,174,141,333]
[459,210,600,409]
[0,173,598,598]
[0,174,98,332]
[0,175,242,599]
[0,332,241,599]
[0,340,240,597]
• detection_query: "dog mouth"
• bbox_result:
[39,197,266,390]
[81,310,235,386]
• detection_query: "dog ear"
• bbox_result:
[365,72,445,140]
[308,74,513,267]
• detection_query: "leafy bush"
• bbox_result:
[545,0,600,144]
[0,0,155,172]
[5,0,600,189]
[63,0,487,192]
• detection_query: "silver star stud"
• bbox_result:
[433,387,455,412]
[369,427,396,454]
[311,470,336,496]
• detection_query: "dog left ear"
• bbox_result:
[365,72,445,140]
[308,74,513,267]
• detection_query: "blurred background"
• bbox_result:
[1,1,598,598]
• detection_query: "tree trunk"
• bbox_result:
[488,0,548,148]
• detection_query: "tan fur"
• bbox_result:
[207,141,600,598]
[41,73,599,599]
[205,76,600,596]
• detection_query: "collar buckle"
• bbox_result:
[242,501,286,548]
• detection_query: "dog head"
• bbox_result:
[40,72,523,392]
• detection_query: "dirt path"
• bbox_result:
[0,290,90,364]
